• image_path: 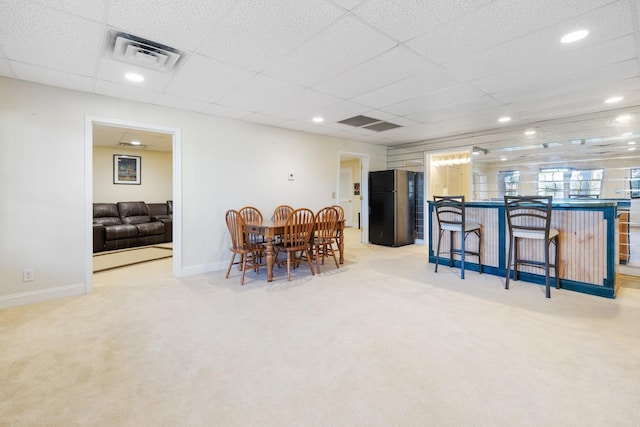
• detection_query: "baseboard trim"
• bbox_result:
[0,283,86,310]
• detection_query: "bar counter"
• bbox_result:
[427,199,630,298]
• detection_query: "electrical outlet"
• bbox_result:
[23,269,34,282]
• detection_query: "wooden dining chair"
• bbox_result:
[274,208,316,281]
[272,204,294,221]
[272,204,294,247]
[311,206,340,273]
[331,204,345,264]
[225,210,265,285]
[239,206,264,244]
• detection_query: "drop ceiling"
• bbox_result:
[2,0,640,152]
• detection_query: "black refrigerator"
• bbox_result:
[369,169,416,247]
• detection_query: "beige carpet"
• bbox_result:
[1,229,640,426]
[93,244,172,272]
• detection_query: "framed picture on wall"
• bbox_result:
[354,182,360,195]
[113,154,141,185]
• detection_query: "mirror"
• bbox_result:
[467,105,640,274]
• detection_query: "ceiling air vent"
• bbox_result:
[337,115,402,132]
[108,31,184,72]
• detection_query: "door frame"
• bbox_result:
[338,151,369,243]
[84,115,182,292]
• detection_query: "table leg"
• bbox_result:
[338,231,344,264]
[266,237,275,282]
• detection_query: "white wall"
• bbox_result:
[0,77,387,308]
[93,146,172,203]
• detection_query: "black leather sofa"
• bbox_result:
[93,201,172,253]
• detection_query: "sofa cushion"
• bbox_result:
[135,221,164,237]
[93,203,122,226]
[103,223,138,240]
[118,201,151,225]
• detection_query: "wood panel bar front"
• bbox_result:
[427,200,625,298]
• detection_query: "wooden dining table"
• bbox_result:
[245,219,345,282]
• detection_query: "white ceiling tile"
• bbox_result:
[242,113,289,127]
[163,54,255,103]
[473,35,637,95]
[311,100,371,123]
[95,58,174,91]
[362,111,417,127]
[3,0,640,147]
[0,2,103,75]
[262,14,397,86]
[259,89,343,120]
[216,74,305,113]
[154,93,210,113]
[107,0,236,51]
[353,0,493,42]
[202,103,252,120]
[405,95,504,123]
[313,46,435,99]
[491,60,638,105]
[31,0,107,21]
[94,79,159,103]
[442,1,634,82]
[331,0,365,10]
[379,84,489,116]
[407,0,617,64]
[351,69,463,109]
[9,61,94,92]
[197,0,344,72]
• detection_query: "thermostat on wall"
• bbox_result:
[288,172,295,181]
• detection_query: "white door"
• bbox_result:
[339,167,354,227]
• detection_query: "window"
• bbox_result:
[498,170,520,197]
[631,168,640,198]
[537,168,569,198]
[569,169,603,199]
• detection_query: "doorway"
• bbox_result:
[338,152,369,243]
[339,167,354,227]
[84,116,182,292]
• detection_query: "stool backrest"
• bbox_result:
[504,196,553,238]
[434,195,466,227]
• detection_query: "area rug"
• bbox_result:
[93,245,172,272]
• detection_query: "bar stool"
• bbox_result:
[433,195,482,279]
[504,196,560,298]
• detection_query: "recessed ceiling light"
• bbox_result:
[605,96,623,104]
[615,114,632,123]
[561,29,589,44]
[498,116,511,123]
[628,147,636,151]
[312,117,324,123]
[623,132,633,137]
[500,156,507,161]
[628,141,636,145]
[524,130,536,136]
[125,72,144,82]
[130,141,141,145]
